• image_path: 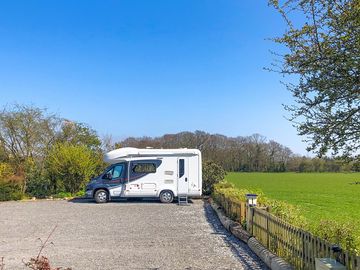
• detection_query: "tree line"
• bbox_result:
[1,105,359,200]
[116,131,360,173]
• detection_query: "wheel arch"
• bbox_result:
[93,187,109,197]
[157,188,176,197]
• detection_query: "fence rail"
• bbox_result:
[212,192,247,225]
[213,193,360,270]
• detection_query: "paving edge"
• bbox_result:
[209,200,293,270]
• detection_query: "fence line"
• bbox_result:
[213,193,360,270]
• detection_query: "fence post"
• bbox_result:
[245,194,258,235]
[246,204,254,234]
[266,211,270,249]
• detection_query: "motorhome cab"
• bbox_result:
[85,147,202,203]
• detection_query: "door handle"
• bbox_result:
[185,178,188,182]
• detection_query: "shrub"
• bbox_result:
[0,162,13,179]
[74,189,85,197]
[24,159,52,198]
[202,160,226,195]
[45,143,103,194]
[213,180,360,254]
[312,220,360,254]
[0,181,23,201]
[213,181,307,228]
[53,191,72,199]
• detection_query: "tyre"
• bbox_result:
[159,190,174,203]
[94,189,109,203]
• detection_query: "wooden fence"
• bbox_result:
[213,192,247,225]
[213,193,360,270]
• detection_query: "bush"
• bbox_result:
[24,159,52,198]
[213,180,360,253]
[312,220,360,254]
[202,160,226,195]
[213,181,307,228]
[74,189,85,197]
[45,143,103,194]
[0,162,13,179]
[0,181,23,201]
[53,191,72,199]
[26,176,52,198]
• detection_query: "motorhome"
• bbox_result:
[85,147,202,203]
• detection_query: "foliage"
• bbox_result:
[213,181,306,227]
[53,191,73,199]
[46,143,103,194]
[269,0,360,158]
[74,189,85,197]
[312,220,360,254]
[0,181,23,201]
[0,104,106,200]
[202,160,226,195]
[0,104,60,165]
[261,197,307,228]
[0,162,13,179]
[26,176,52,199]
[56,121,101,150]
[24,158,52,198]
[0,104,61,192]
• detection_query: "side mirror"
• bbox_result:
[105,172,112,180]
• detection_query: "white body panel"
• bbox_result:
[104,148,202,198]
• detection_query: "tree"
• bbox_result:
[269,0,360,158]
[202,160,226,195]
[0,105,61,192]
[57,120,101,150]
[46,143,103,194]
[101,134,116,153]
[0,105,60,163]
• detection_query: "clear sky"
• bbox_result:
[0,0,310,155]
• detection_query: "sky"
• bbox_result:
[0,0,311,155]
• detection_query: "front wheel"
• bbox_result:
[159,190,174,203]
[94,189,109,203]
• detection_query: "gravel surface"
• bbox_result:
[0,199,268,270]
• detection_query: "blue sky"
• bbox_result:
[0,0,310,155]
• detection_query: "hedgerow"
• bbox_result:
[213,181,359,254]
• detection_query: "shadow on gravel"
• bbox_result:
[68,197,194,205]
[203,201,269,270]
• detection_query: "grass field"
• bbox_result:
[226,172,360,231]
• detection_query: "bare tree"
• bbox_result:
[0,105,61,191]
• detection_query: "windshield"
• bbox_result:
[92,165,112,180]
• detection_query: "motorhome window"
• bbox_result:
[112,165,123,179]
[133,163,156,173]
[103,164,123,179]
[179,159,185,178]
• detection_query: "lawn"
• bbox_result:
[226,172,360,230]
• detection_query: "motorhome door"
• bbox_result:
[177,158,189,195]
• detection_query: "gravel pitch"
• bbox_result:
[0,199,268,270]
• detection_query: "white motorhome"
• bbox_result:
[85,147,202,203]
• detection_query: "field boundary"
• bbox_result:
[210,200,293,270]
[212,194,360,270]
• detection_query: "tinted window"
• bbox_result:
[133,163,156,173]
[179,159,185,178]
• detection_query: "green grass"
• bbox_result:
[226,172,360,232]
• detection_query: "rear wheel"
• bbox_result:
[159,190,174,203]
[94,189,108,203]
